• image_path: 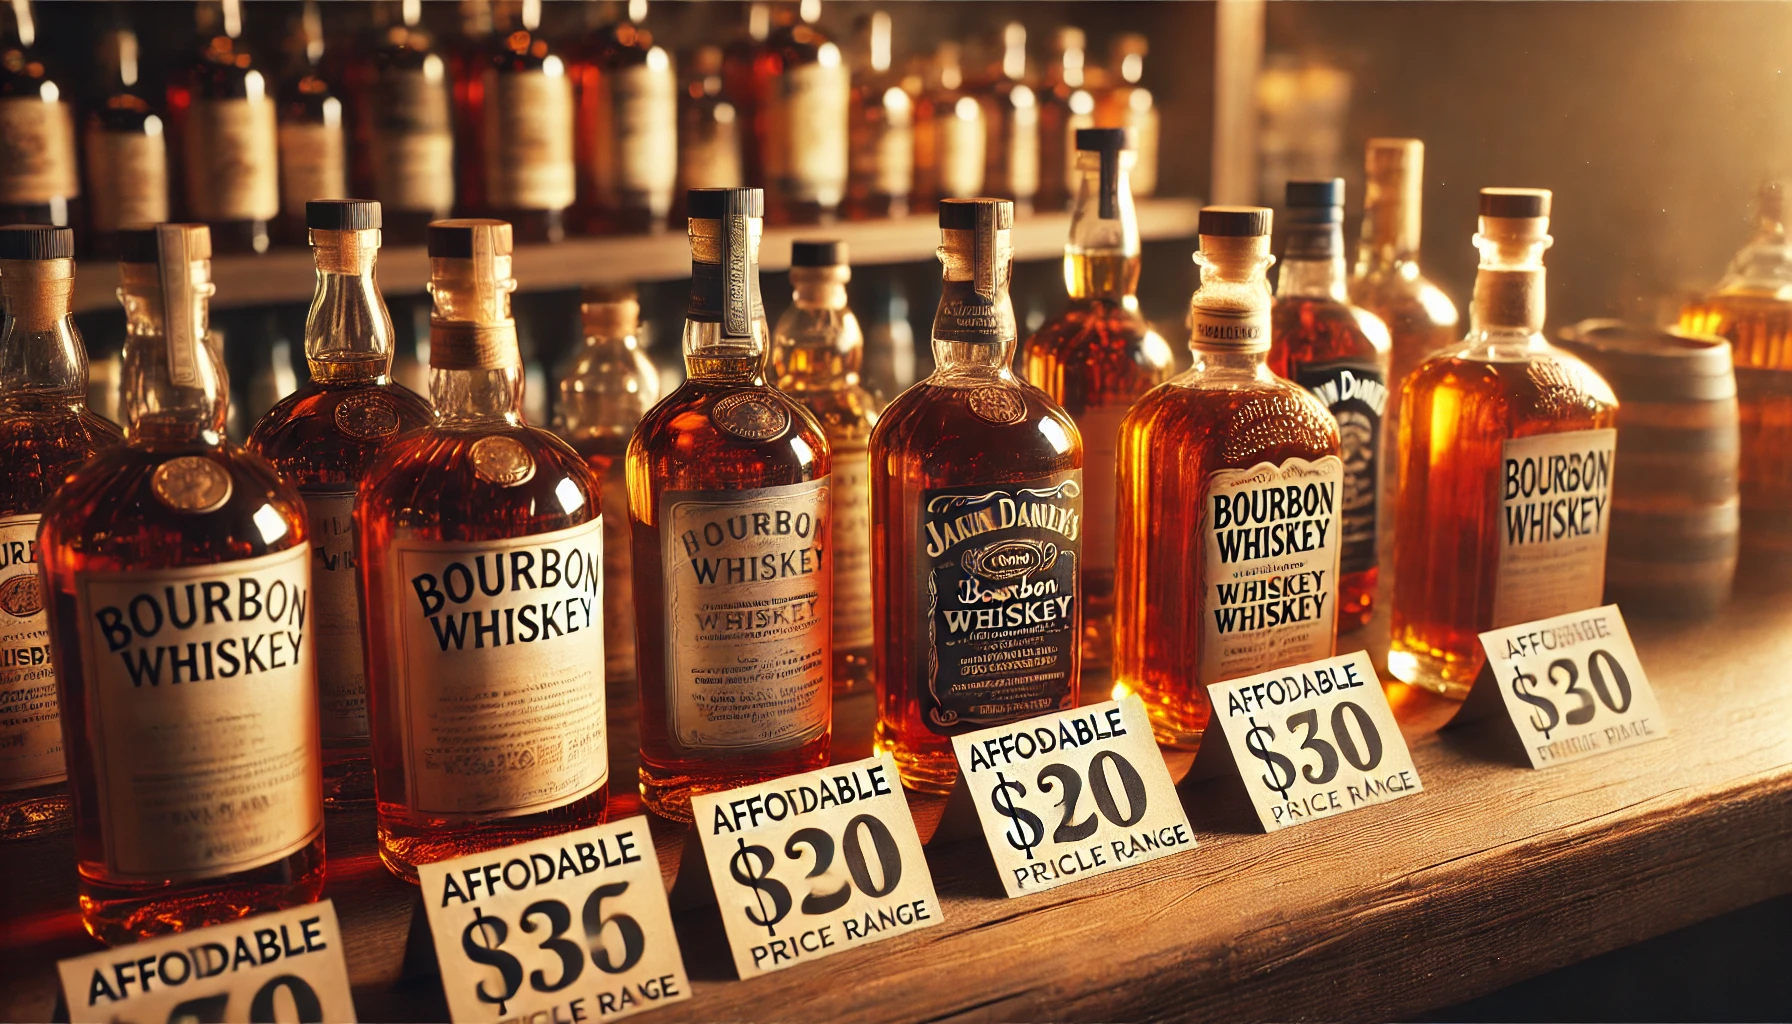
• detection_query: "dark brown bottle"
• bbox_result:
[0,0,80,230]
[169,0,282,254]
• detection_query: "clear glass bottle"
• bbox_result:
[276,1,349,246]
[1020,128,1173,670]
[573,0,677,234]
[755,0,850,225]
[1114,207,1342,747]
[845,10,913,220]
[1269,179,1391,635]
[357,0,456,246]
[772,240,880,692]
[1035,26,1096,214]
[978,22,1040,214]
[467,0,576,243]
[872,198,1084,793]
[39,224,323,942]
[627,187,832,821]
[1390,190,1618,696]
[83,27,168,257]
[247,200,433,807]
[0,0,79,230]
[0,226,121,839]
[677,45,744,202]
[169,0,281,254]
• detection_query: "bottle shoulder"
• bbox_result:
[870,374,1081,477]
[248,379,435,486]
[1409,343,1619,416]
[359,422,603,542]
[1348,269,1460,332]
[1131,371,1340,455]
[1271,295,1393,366]
[628,380,831,495]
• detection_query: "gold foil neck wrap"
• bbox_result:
[686,217,764,264]
[429,321,522,370]
[938,227,1014,290]
[0,258,74,332]
[1473,268,1546,332]
[310,228,381,274]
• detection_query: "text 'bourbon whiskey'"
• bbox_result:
[1389,189,1617,696]
[1114,207,1341,748]
[628,187,833,821]
[872,198,1084,792]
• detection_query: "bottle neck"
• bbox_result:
[774,267,859,389]
[428,255,524,427]
[1469,218,1550,337]
[0,258,88,405]
[1277,223,1347,301]
[931,279,1016,374]
[307,229,395,385]
[685,215,767,385]
[1065,155,1140,302]
[1187,343,1273,380]
[119,261,228,448]
[1187,233,1273,356]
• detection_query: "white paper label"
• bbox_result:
[770,62,848,206]
[83,126,169,232]
[950,695,1194,896]
[678,112,742,191]
[591,63,676,209]
[0,514,60,791]
[1474,605,1667,768]
[1492,429,1616,628]
[304,490,365,744]
[936,103,986,199]
[830,444,873,651]
[484,69,575,210]
[1189,307,1269,349]
[420,817,691,1023]
[392,518,606,818]
[58,901,357,1024]
[184,97,280,222]
[372,66,455,214]
[691,752,942,978]
[1202,650,1421,831]
[76,546,321,881]
[1077,403,1130,574]
[278,119,347,213]
[0,97,78,203]
[660,480,831,752]
[1199,456,1343,688]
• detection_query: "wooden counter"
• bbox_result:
[5,594,1791,1022]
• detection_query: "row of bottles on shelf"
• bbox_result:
[0,0,1162,253]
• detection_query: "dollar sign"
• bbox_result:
[728,838,792,937]
[460,907,523,1016]
[989,770,1046,860]
[1509,666,1559,739]
[1243,716,1297,799]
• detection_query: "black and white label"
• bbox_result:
[1293,361,1387,576]
[304,490,366,744]
[0,514,59,791]
[661,480,831,752]
[393,519,606,819]
[1493,429,1616,628]
[917,472,1082,734]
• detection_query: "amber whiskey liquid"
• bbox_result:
[168,0,280,254]
[873,199,1084,793]
[629,188,832,821]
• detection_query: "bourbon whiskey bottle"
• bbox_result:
[845,10,914,220]
[358,219,607,880]
[1389,190,1617,696]
[170,0,281,254]
[275,2,349,246]
[1269,179,1391,634]
[84,28,169,256]
[756,1,850,225]
[467,0,576,242]
[677,46,743,197]
[914,43,986,208]
[357,0,455,246]
[978,22,1040,214]
[628,187,832,820]
[872,198,1084,792]
[247,200,432,806]
[572,0,677,234]
[39,224,323,942]
[1035,27,1095,214]
[1020,128,1172,670]
[0,226,121,838]
[772,240,879,691]
[1114,207,1341,747]
[0,0,79,229]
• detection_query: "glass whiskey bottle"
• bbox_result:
[0,226,121,839]
[0,0,79,230]
[553,285,662,705]
[628,187,832,821]
[1020,128,1172,670]
[772,240,880,692]
[247,200,432,806]
[676,45,744,198]
[845,10,914,220]
[466,0,576,243]
[358,219,607,880]
[1113,207,1342,747]
[169,0,281,255]
[274,1,349,246]
[1269,179,1391,634]
[1389,189,1618,696]
[978,22,1041,214]
[914,42,986,209]
[872,198,1084,793]
[83,28,169,257]
[1094,34,1157,199]
[1034,27,1096,214]
[572,0,677,235]
[355,0,455,246]
[39,224,323,943]
[756,1,851,225]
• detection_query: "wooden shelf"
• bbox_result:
[65,198,1204,315]
[6,590,1791,1021]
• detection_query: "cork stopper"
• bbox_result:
[118,224,214,388]
[0,224,74,261]
[427,218,519,370]
[1472,189,1552,332]
[0,226,75,331]
[1364,138,1424,256]
[1199,205,1271,238]
[791,239,846,268]
[938,198,1014,298]
[309,199,382,272]
[580,283,640,336]
[308,199,382,231]
[1190,206,1274,352]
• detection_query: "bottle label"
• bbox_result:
[1076,403,1131,574]
[851,101,913,198]
[391,518,607,818]
[74,546,321,881]
[937,104,986,199]
[915,472,1082,734]
[831,442,873,651]
[0,97,78,203]
[769,62,849,206]
[184,97,280,222]
[1292,361,1389,577]
[1189,308,1270,349]
[277,120,347,216]
[483,69,575,211]
[1199,457,1343,687]
[660,479,831,752]
[83,125,169,232]
[303,489,366,744]
[372,68,455,214]
[1492,429,1616,627]
[933,281,1016,345]
[0,515,60,792]
[591,63,676,208]
[679,114,742,191]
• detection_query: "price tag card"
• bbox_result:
[419,816,690,1023]
[1195,650,1423,832]
[689,752,941,979]
[949,695,1195,898]
[58,900,355,1024]
[1458,604,1669,768]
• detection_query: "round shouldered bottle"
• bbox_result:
[470,0,576,242]
[169,0,281,254]
[572,0,677,234]
[0,0,80,230]
[756,0,850,225]
[84,27,169,257]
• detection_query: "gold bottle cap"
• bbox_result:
[119,224,213,388]
[426,218,520,371]
[938,198,1014,298]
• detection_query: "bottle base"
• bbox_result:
[78,840,326,945]
[638,753,830,823]
[872,722,958,795]
[376,788,611,883]
[1386,646,1476,701]
[1,787,71,839]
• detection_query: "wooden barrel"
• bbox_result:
[1558,319,1739,618]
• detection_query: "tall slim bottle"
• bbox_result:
[628,187,832,821]
[1095,34,1157,199]
[845,10,913,220]
[677,46,744,200]
[573,0,677,234]
[0,0,79,229]
[1035,27,1095,214]
[83,28,169,256]
[170,0,281,254]
[468,0,576,242]
[914,43,985,209]
[757,0,850,224]
[276,1,349,245]
[358,0,456,246]
[39,224,323,942]
[979,22,1040,214]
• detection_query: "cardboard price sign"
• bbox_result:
[688,752,941,979]
[58,900,356,1024]
[419,816,690,1023]
[1193,650,1422,832]
[1455,604,1668,767]
[946,695,1195,897]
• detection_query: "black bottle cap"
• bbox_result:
[687,187,765,219]
[938,198,1015,230]
[791,239,847,267]
[1284,179,1345,228]
[1480,188,1551,218]
[1199,205,1272,237]
[117,224,213,264]
[307,199,382,230]
[428,219,514,258]
[0,224,74,260]
[1075,127,1130,153]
